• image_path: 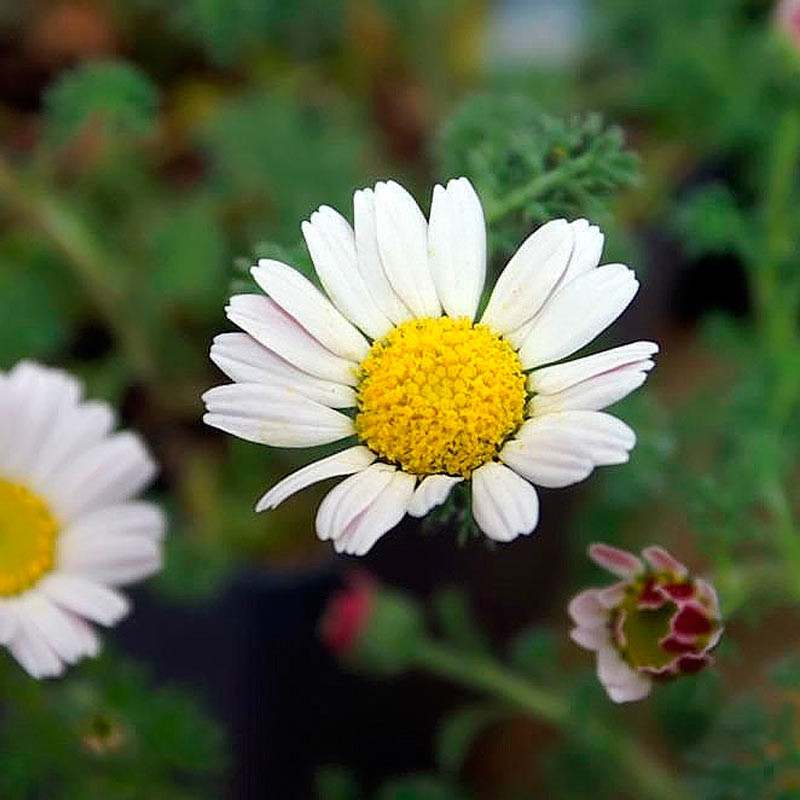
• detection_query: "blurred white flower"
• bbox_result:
[0,361,164,678]
[204,177,656,555]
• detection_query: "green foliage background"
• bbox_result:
[0,0,799,797]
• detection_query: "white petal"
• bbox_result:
[471,461,539,542]
[606,677,652,704]
[256,446,377,511]
[481,219,573,335]
[20,593,97,665]
[518,264,639,369]
[64,502,166,543]
[8,616,64,679]
[44,432,156,522]
[529,341,659,395]
[227,294,358,386]
[302,207,393,339]
[530,365,651,414]
[570,625,609,651]
[203,383,354,448]
[561,219,604,284]
[0,362,83,481]
[333,470,416,556]
[0,600,18,644]
[407,474,462,518]
[27,401,115,491]
[427,177,486,320]
[499,416,594,488]
[58,532,162,585]
[568,589,608,628]
[353,188,413,324]
[374,180,441,318]
[210,333,356,408]
[597,646,652,703]
[39,573,129,626]
[315,463,396,541]
[252,260,370,361]
[531,410,636,467]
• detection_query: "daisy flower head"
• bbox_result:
[203,177,657,555]
[0,361,164,678]
[569,544,723,703]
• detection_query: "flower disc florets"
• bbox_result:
[355,317,526,477]
[569,543,723,703]
[0,480,57,596]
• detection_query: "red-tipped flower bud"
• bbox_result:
[319,571,424,674]
[569,543,723,703]
[319,572,376,656]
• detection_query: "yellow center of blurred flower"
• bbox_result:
[0,480,57,596]
[355,317,526,477]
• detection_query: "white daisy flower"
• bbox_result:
[204,178,657,555]
[0,361,164,678]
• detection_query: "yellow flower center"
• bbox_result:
[355,317,527,477]
[0,480,58,596]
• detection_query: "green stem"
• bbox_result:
[485,152,595,224]
[758,108,800,420]
[0,156,156,384]
[414,639,685,800]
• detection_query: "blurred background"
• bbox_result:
[1,0,800,798]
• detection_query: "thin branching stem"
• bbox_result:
[0,155,156,384]
[414,639,686,800]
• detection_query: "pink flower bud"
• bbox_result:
[319,572,375,656]
[569,543,723,703]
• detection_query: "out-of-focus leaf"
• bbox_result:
[435,704,506,776]
[150,198,226,315]
[316,765,363,800]
[200,91,369,245]
[376,774,466,800]
[0,265,67,367]
[508,628,559,680]
[43,61,159,148]
[432,588,489,655]
[653,670,722,750]
[0,652,226,799]
[672,183,755,262]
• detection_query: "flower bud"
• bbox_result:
[319,572,425,675]
[569,543,723,703]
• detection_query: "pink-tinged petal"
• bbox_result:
[641,546,688,578]
[694,578,721,618]
[661,583,694,602]
[637,579,669,610]
[226,294,358,386]
[672,604,713,638]
[570,625,609,651]
[677,654,712,675]
[660,635,699,655]
[705,625,724,652]
[568,589,607,627]
[597,581,628,608]
[588,543,644,578]
[639,661,681,679]
[613,608,627,648]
